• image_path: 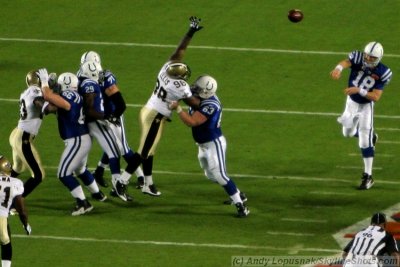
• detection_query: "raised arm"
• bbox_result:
[169,16,203,62]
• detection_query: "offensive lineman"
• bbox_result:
[330,41,392,190]
[37,69,106,215]
[113,16,202,198]
[79,51,145,197]
[169,75,249,217]
[0,155,31,267]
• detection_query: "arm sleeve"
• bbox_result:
[109,91,126,117]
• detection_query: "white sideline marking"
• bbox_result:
[281,218,327,223]
[12,234,339,253]
[348,153,393,158]
[43,165,400,185]
[375,127,400,131]
[1,37,400,58]
[1,97,400,119]
[379,140,400,144]
[336,165,383,170]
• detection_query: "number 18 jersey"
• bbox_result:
[145,61,192,118]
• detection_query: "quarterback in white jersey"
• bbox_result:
[9,70,47,198]
[116,16,203,197]
[331,41,392,190]
[0,155,31,267]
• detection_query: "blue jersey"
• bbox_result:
[190,95,223,144]
[57,90,89,140]
[348,50,392,104]
[78,78,104,122]
[99,70,117,116]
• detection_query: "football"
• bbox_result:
[288,9,303,23]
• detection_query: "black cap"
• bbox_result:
[371,212,387,224]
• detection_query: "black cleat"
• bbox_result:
[358,173,374,190]
[235,202,250,218]
[112,181,133,202]
[136,176,144,189]
[91,191,107,202]
[71,199,93,216]
[224,192,248,205]
[93,168,108,188]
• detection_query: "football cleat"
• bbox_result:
[235,202,250,218]
[136,176,144,189]
[91,191,107,202]
[223,192,248,205]
[111,180,133,202]
[358,173,374,190]
[93,168,108,188]
[71,199,93,216]
[142,184,161,197]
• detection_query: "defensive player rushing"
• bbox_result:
[113,16,202,198]
[342,212,400,267]
[77,61,132,201]
[168,75,249,217]
[0,155,31,267]
[8,70,47,199]
[79,51,145,196]
[37,69,106,215]
[330,41,392,190]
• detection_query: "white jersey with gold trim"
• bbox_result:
[17,86,43,135]
[145,61,192,118]
[0,175,24,217]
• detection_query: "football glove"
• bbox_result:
[23,223,32,235]
[48,73,60,93]
[105,114,121,127]
[37,68,49,87]
[187,16,203,37]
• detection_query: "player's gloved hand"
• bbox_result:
[105,114,121,127]
[187,16,203,37]
[48,73,60,93]
[23,223,32,235]
[37,68,49,88]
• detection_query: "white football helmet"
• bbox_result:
[57,72,79,91]
[79,61,103,82]
[191,75,218,99]
[80,51,101,66]
[363,41,383,68]
[166,62,191,81]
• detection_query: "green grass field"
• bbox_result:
[0,1,399,266]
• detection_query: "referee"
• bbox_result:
[343,212,400,267]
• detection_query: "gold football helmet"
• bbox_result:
[0,155,12,176]
[26,69,41,87]
[166,62,191,81]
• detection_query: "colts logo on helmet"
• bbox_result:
[205,81,214,92]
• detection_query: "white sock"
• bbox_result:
[98,162,107,168]
[135,167,144,178]
[363,157,373,175]
[2,260,11,267]
[230,191,242,204]
[145,175,153,186]
[86,181,100,194]
[70,186,86,200]
[120,171,131,185]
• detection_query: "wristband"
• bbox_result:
[359,89,368,97]
[335,65,343,72]
[176,106,183,113]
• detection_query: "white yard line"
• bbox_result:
[13,234,339,253]
[281,218,327,224]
